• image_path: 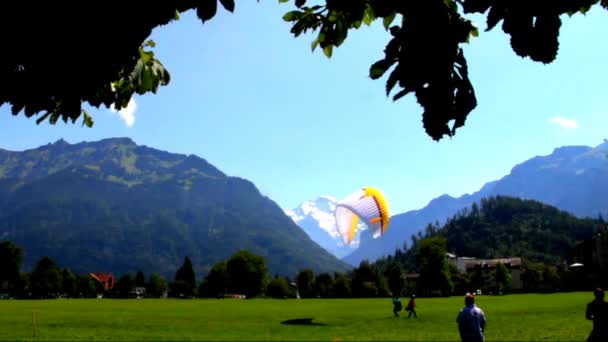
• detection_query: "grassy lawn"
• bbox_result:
[0,292,594,341]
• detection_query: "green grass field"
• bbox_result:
[0,292,594,341]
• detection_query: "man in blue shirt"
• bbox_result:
[456,293,486,342]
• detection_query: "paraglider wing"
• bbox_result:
[333,187,390,245]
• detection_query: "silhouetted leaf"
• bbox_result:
[197,0,217,22]
[36,112,52,125]
[219,0,235,12]
[11,102,25,115]
[462,0,491,14]
[486,5,504,31]
[385,67,399,96]
[392,88,412,101]
[295,0,306,8]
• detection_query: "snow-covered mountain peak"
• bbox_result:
[286,196,363,258]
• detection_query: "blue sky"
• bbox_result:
[1,3,607,214]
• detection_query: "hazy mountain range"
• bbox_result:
[345,142,608,265]
[286,142,608,265]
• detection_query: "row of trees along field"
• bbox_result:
[0,242,404,299]
[2,197,606,299]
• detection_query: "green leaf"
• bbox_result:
[129,59,144,82]
[283,10,303,22]
[471,24,479,37]
[82,111,94,127]
[311,37,320,52]
[219,0,235,12]
[369,59,391,79]
[49,113,59,124]
[139,49,154,64]
[335,20,347,46]
[139,68,154,93]
[443,0,457,12]
[383,12,396,30]
[144,40,156,48]
[323,45,333,58]
[197,0,218,23]
[278,0,290,3]
[363,10,373,26]
[174,10,181,20]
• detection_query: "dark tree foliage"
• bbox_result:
[2,0,605,140]
[76,274,97,298]
[0,240,23,295]
[226,250,268,298]
[371,195,606,295]
[314,272,334,298]
[331,272,352,298]
[29,256,62,299]
[61,268,78,298]
[135,270,146,287]
[384,262,405,297]
[266,276,293,298]
[416,236,453,296]
[175,256,196,294]
[296,269,315,298]
[115,273,135,298]
[147,273,169,298]
[351,261,382,297]
[198,261,229,298]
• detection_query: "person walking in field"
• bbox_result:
[406,294,417,318]
[586,288,608,342]
[456,293,486,342]
[392,297,403,317]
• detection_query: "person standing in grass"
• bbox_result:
[456,293,486,342]
[586,288,608,342]
[392,297,402,317]
[406,294,417,318]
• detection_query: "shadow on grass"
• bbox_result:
[281,318,327,326]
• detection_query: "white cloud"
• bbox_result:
[110,98,137,127]
[549,116,579,129]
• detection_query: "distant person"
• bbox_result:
[456,293,486,342]
[406,294,417,318]
[392,297,402,317]
[586,288,608,342]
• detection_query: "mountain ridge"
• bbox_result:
[344,141,608,265]
[0,137,350,279]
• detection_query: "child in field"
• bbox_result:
[392,297,402,317]
[406,294,417,318]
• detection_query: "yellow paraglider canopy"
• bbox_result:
[333,187,390,245]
